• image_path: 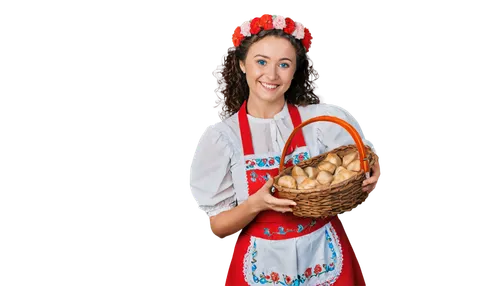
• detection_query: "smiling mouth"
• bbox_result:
[260,82,279,90]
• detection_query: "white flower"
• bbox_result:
[292,22,305,39]
[273,15,286,30]
[240,21,251,37]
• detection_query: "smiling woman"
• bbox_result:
[189,14,381,286]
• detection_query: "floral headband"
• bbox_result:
[232,14,312,52]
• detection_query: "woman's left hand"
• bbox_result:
[362,161,380,193]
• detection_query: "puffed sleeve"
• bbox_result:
[314,104,376,154]
[190,125,238,217]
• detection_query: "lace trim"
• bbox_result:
[316,223,344,286]
[199,194,237,217]
[243,236,254,285]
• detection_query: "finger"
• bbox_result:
[273,207,294,213]
[372,167,380,176]
[363,184,376,193]
[268,196,297,207]
[362,177,377,186]
[363,171,380,184]
[363,187,373,193]
[371,162,381,176]
[264,177,274,187]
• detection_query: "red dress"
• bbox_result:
[225,101,366,286]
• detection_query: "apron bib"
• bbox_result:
[225,101,365,286]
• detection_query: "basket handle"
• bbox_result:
[279,115,370,177]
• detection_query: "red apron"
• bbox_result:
[225,101,365,286]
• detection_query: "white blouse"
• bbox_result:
[190,103,375,217]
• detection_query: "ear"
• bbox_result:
[239,60,246,74]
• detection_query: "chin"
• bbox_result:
[257,93,284,103]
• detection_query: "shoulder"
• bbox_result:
[297,103,367,139]
[297,103,354,121]
[194,113,241,158]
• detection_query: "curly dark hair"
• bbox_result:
[214,29,320,119]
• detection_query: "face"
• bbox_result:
[239,36,297,104]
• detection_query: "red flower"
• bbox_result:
[304,267,312,277]
[259,12,273,30]
[250,12,273,35]
[265,275,270,280]
[250,14,260,35]
[271,272,280,282]
[285,275,292,284]
[232,26,245,47]
[283,17,295,34]
[314,264,322,274]
[302,28,313,52]
[269,158,275,165]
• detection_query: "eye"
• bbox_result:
[257,59,266,66]
[279,63,290,68]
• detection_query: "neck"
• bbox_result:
[246,97,286,119]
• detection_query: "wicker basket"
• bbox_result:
[272,116,379,218]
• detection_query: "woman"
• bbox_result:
[190,14,381,285]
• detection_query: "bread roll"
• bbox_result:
[346,159,361,172]
[317,161,336,173]
[330,170,357,186]
[291,166,307,178]
[304,166,319,179]
[330,174,344,186]
[298,177,319,190]
[277,175,297,189]
[334,166,348,175]
[294,175,307,185]
[316,170,334,185]
[324,153,342,167]
[342,169,358,179]
[342,151,359,167]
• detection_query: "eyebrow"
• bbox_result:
[254,54,292,62]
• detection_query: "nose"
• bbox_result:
[267,65,279,81]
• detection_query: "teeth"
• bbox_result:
[261,82,278,89]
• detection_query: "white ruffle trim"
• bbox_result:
[199,193,237,217]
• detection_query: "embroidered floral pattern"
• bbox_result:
[263,220,316,237]
[245,152,310,170]
[246,156,280,170]
[249,171,272,183]
[249,225,342,285]
[284,151,310,166]
[325,226,340,269]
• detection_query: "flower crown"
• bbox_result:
[232,14,313,52]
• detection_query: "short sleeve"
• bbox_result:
[190,125,238,217]
[314,104,376,154]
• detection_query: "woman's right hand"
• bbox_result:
[248,177,297,213]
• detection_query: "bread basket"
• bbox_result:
[272,116,378,218]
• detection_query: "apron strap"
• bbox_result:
[238,100,307,156]
[286,102,306,154]
[238,100,254,155]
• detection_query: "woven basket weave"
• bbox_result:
[272,116,379,218]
